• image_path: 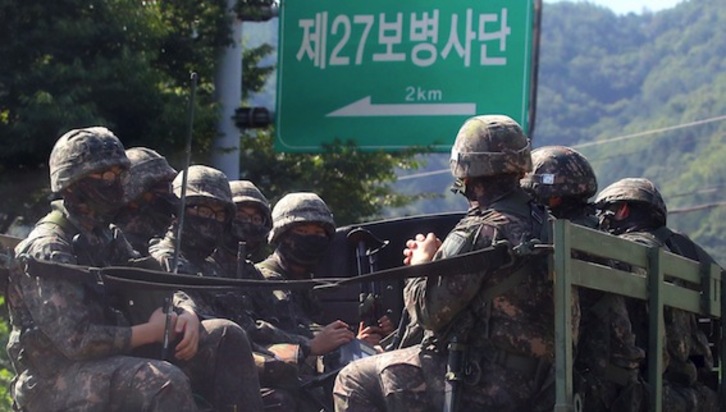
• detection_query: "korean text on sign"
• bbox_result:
[296,8,511,69]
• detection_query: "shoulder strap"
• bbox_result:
[652,227,715,265]
[38,210,79,239]
[478,261,533,302]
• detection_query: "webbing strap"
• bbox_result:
[18,240,520,291]
[478,261,532,302]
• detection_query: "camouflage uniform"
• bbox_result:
[147,165,264,411]
[595,178,719,412]
[6,127,197,411]
[335,115,565,412]
[114,147,178,255]
[216,180,274,262]
[211,181,303,411]
[257,193,340,411]
[523,146,646,411]
[256,192,337,347]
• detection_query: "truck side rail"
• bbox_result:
[552,219,724,412]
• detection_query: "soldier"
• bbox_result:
[149,165,234,277]
[522,146,646,411]
[334,115,560,411]
[115,147,178,256]
[257,193,356,363]
[211,181,306,411]
[5,127,257,411]
[217,180,273,263]
[147,164,264,410]
[595,177,719,412]
[211,180,312,349]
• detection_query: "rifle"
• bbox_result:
[236,240,247,278]
[346,227,389,328]
[162,72,198,361]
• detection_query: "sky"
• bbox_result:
[546,0,685,15]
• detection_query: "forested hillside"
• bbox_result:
[539,0,726,265]
[397,0,726,264]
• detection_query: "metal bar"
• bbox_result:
[553,220,573,412]
[661,284,706,315]
[660,251,702,285]
[569,224,650,268]
[647,247,665,412]
[570,261,647,299]
[700,263,722,318]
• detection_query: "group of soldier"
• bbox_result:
[2,114,722,412]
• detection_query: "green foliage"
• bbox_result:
[242,43,275,100]
[0,0,231,168]
[239,130,427,226]
[0,296,11,411]
[536,0,726,265]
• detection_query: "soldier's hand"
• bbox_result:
[403,232,441,265]
[357,315,395,346]
[174,310,200,361]
[377,315,395,336]
[357,322,384,346]
[309,320,355,356]
[131,307,177,348]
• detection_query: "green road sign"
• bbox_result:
[275,0,540,152]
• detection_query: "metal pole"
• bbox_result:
[212,0,243,179]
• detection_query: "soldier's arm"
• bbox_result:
[19,240,132,360]
[405,227,498,333]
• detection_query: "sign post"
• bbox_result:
[276,0,541,152]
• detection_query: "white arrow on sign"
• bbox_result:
[326,96,476,117]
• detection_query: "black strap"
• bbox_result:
[17,240,519,292]
[324,241,515,288]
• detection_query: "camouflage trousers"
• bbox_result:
[173,318,264,412]
[12,354,197,412]
[574,370,646,412]
[333,346,552,412]
[13,318,262,412]
[662,381,719,412]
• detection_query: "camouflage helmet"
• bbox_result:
[521,145,598,201]
[269,192,335,245]
[172,165,234,213]
[450,115,532,179]
[49,126,130,193]
[124,147,177,202]
[595,178,667,222]
[230,180,272,226]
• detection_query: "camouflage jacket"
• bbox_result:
[621,228,715,386]
[212,247,311,350]
[6,201,193,388]
[406,188,558,361]
[148,231,225,319]
[256,253,325,340]
[568,206,645,379]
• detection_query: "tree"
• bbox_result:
[239,130,427,226]
[0,0,232,169]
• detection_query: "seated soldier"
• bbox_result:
[258,193,395,364]
[522,146,646,411]
[334,115,562,412]
[147,164,264,410]
[115,147,178,256]
[6,127,260,411]
[211,180,308,411]
[213,180,273,264]
[595,177,719,412]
